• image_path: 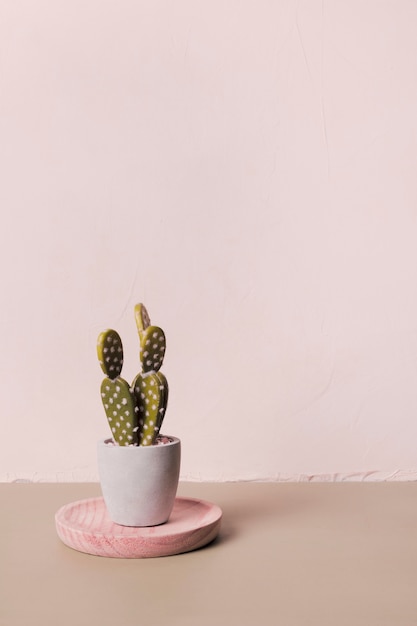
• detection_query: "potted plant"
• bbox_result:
[96,303,181,527]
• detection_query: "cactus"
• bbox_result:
[97,304,169,446]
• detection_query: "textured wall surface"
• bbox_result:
[1,1,417,481]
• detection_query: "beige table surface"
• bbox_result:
[1,481,417,626]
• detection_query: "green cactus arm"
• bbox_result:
[140,325,166,373]
[97,330,124,380]
[155,371,169,432]
[100,377,139,446]
[134,303,151,345]
[132,372,168,446]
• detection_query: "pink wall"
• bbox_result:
[1,0,417,481]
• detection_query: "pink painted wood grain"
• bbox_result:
[55,497,222,558]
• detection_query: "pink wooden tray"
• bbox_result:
[55,496,222,558]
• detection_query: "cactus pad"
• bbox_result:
[100,377,139,446]
[140,325,166,373]
[132,372,168,446]
[97,330,124,380]
[155,371,169,431]
[134,303,151,337]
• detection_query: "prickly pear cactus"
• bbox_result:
[97,304,169,446]
[97,330,139,446]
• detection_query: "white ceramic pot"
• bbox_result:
[97,436,181,527]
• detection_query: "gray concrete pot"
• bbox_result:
[97,436,181,527]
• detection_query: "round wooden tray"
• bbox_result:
[55,496,222,558]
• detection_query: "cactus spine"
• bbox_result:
[97,304,169,446]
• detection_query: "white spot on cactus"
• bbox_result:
[109,398,113,404]
[116,386,120,392]
[150,379,155,386]
[146,411,149,416]
[146,360,152,366]
[127,435,133,440]
[122,430,126,434]
[145,398,149,404]
[120,416,124,421]
[126,422,131,428]
[104,404,109,410]
[112,427,116,432]
[116,422,120,427]
[153,394,157,400]
[107,336,112,343]
[125,410,130,416]
[151,405,156,410]
[153,343,158,349]
[122,398,127,405]
[149,420,154,426]
[105,386,110,391]
[141,393,145,399]
[110,346,115,353]
[133,426,139,432]
[144,351,149,357]
[146,339,150,346]
[124,442,129,446]
[153,332,158,338]
[148,390,153,396]
[119,436,123,441]
[139,406,144,412]
[113,411,117,416]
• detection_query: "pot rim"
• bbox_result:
[98,435,180,448]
